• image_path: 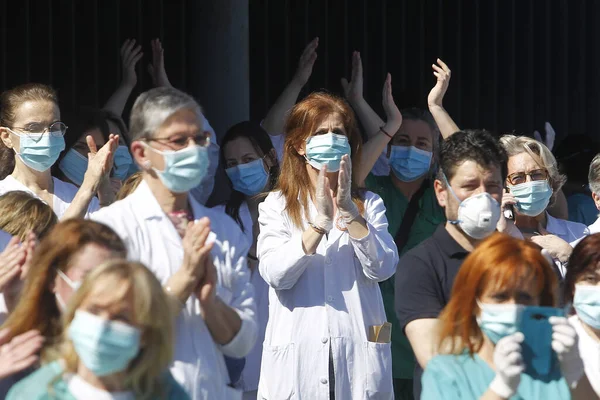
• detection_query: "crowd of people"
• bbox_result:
[0,35,598,400]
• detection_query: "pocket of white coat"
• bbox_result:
[364,341,393,399]
[261,343,296,399]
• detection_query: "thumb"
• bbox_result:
[86,135,98,155]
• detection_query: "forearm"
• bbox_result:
[262,79,304,135]
[61,180,98,220]
[102,83,134,119]
[428,105,459,139]
[302,226,325,254]
[350,98,385,139]
[201,297,242,345]
[96,179,115,207]
[164,270,197,314]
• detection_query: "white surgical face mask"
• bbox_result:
[443,174,501,239]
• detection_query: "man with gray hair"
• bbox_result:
[587,153,600,234]
[92,86,257,400]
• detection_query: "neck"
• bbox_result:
[76,362,126,392]
[246,194,261,221]
[477,335,496,369]
[306,164,338,194]
[581,319,600,343]
[515,211,547,232]
[390,173,425,200]
[11,159,54,192]
[143,174,189,213]
[445,222,478,252]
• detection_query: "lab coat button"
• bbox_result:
[320,378,328,384]
[321,337,328,344]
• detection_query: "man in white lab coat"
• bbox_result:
[92,87,257,400]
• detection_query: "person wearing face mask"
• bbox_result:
[0,84,119,220]
[563,233,600,397]
[585,154,600,234]
[342,54,456,399]
[91,87,257,400]
[498,135,588,277]
[256,92,398,399]
[7,260,190,399]
[421,233,596,399]
[0,219,126,397]
[394,129,507,399]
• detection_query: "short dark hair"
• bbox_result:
[438,129,508,183]
[564,233,600,303]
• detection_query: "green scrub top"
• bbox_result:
[422,353,570,400]
[7,361,190,400]
[365,173,445,379]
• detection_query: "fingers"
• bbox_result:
[86,135,98,155]
[301,37,319,62]
[436,58,450,72]
[0,329,10,346]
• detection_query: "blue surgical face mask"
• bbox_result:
[305,132,350,172]
[13,132,65,172]
[389,145,432,182]
[509,180,553,217]
[59,149,88,186]
[226,158,269,196]
[68,310,141,377]
[574,285,600,330]
[113,145,133,181]
[476,301,525,344]
[146,144,209,193]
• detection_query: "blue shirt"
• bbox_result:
[422,353,570,400]
[567,193,598,226]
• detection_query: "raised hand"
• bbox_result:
[0,329,44,379]
[381,73,402,136]
[182,217,215,282]
[341,51,364,103]
[533,122,556,151]
[85,134,119,184]
[549,316,584,387]
[292,37,318,87]
[315,166,334,232]
[120,39,143,88]
[428,59,452,108]
[336,155,360,223]
[148,38,172,88]
[0,237,25,294]
[489,332,525,399]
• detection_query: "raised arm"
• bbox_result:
[261,38,318,135]
[102,39,143,118]
[147,38,173,88]
[427,59,459,139]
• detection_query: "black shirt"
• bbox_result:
[394,224,470,399]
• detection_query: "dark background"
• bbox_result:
[1,0,598,145]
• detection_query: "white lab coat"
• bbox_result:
[91,181,257,400]
[256,190,398,400]
[588,217,600,234]
[570,315,600,397]
[0,175,99,218]
[213,202,270,394]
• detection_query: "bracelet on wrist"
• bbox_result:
[308,222,327,235]
[380,125,393,139]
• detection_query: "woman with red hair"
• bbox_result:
[421,233,595,399]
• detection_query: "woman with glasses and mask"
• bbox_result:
[256,92,398,399]
[421,233,596,399]
[0,83,118,219]
[92,87,257,400]
[497,135,588,277]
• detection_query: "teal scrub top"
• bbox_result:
[7,361,190,400]
[421,353,570,400]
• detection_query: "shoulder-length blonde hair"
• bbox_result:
[54,260,177,399]
[1,220,126,349]
[277,92,365,229]
[0,191,57,241]
[437,233,557,356]
[500,134,566,206]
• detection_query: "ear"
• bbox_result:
[294,140,306,157]
[434,178,448,208]
[0,127,15,149]
[131,141,151,170]
[593,192,600,211]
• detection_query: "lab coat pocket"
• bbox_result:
[364,341,393,400]
[261,343,296,399]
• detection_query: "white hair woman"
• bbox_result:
[587,154,600,233]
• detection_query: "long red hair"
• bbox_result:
[438,233,558,356]
[277,92,364,229]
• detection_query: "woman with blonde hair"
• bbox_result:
[7,260,189,399]
[422,233,595,399]
[256,91,399,399]
[0,191,57,241]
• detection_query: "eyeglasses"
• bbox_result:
[7,121,68,137]
[145,132,211,150]
[507,168,549,185]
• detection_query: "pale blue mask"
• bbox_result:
[13,132,65,172]
[147,144,209,193]
[226,158,269,196]
[68,310,141,377]
[305,132,350,172]
[509,180,553,217]
[574,285,600,330]
[389,145,432,182]
[477,302,524,344]
[59,149,87,186]
[113,145,133,181]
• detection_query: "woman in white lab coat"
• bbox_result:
[0,83,118,219]
[257,92,399,400]
[92,86,257,400]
